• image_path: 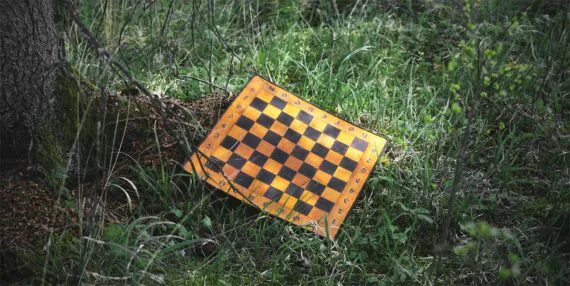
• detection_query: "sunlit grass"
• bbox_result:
[31,0,570,284]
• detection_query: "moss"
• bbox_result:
[38,70,97,187]
[38,68,164,189]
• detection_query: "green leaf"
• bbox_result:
[104,224,125,243]
[393,232,408,244]
[398,202,409,212]
[417,214,433,224]
[173,208,183,218]
[478,222,491,238]
[450,83,461,93]
[178,67,191,75]
[461,222,477,235]
[451,102,462,113]
[448,58,458,72]
[499,268,511,280]
[499,122,506,130]
[367,276,379,283]
[508,253,521,264]
[358,251,369,261]
[453,245,469,256]
[413,207,430,215]
[202,216,212,229]
[177,224,189,239]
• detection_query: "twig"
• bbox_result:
[195,2,243,64]
[160,0,174,37]
[177,74,229,92]
[64,1,175,123]
[208,37,214,94]
[117,0,143,47]
[41,97,95,286]
[533,7,568,106]
[439,38,481,241]
[434,36,483,277]
[63,0,197,156]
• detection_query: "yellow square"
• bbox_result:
[321,187,341,202]
[292,173,310,187]
[318,134,336,149]
[234,143,254,159]
[277,139,295,153]
[300,191,319,206]
[263,158,282,174]
[212,146,232,161]
[271,121,289,136]
[289,119,308,134]
[285,156,303,171]
[297,136,316,151]
[310,120,328,132]
[325,151,343,165]
[228,126,245,142]
[241,161,261,177]
[256,141,275,157]
[184,75,387,238]
[243,106,262,121]
[264,105,281,119]
[257,90,273,102]
[279,193,298,210]
[345,147,363,162]
[337,132,354,146]
[222,164,239,180]
[272,177,289,191]
[252,182,269,195]
[308,207,327,220]
[314,170,332,185]
[249,124,269,139]
[333,167,352,182]
[283,104,300,118]
[305,153,324,167]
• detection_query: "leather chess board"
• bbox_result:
[184,75,386,238]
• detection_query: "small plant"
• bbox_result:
[453,221,522,283]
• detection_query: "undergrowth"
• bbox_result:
[12,0,569,284]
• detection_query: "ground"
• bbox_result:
[1,1,569,285]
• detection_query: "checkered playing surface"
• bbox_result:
[184,76,386,238]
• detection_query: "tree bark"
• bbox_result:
[0,0,59,165]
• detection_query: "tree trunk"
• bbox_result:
[0,0,59,166]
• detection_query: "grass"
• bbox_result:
[12,0,569,284]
